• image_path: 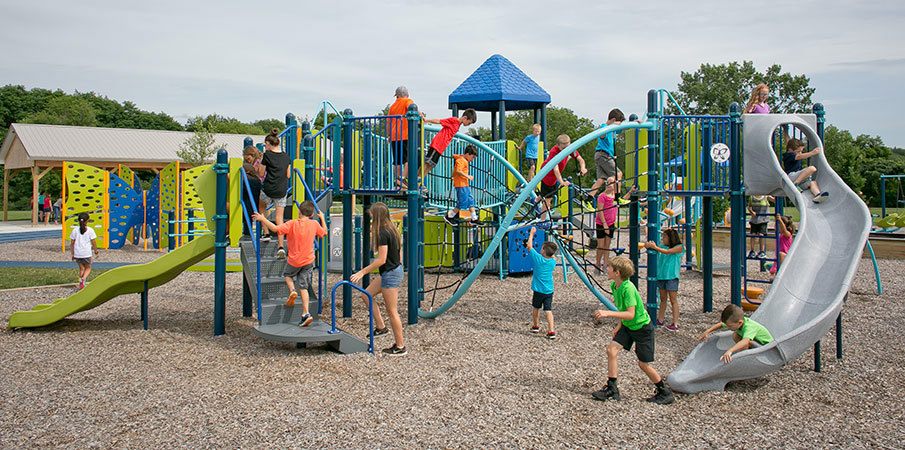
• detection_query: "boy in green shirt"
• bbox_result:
[592,256,675,404]
[699,304,774,364]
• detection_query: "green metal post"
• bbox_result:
[645,90,661,318]
[406,103,421,325]
[213,148,228,336]
[729,103,743,306]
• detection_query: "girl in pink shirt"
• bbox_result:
[744,84,771,114]
[770,214,795,276]
[595,178,636,271]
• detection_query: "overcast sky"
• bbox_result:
[2,0,904,146]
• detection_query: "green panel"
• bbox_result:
[64,162,108,248]
[506,140,519,191]
[181,165,211,246]
[228,158,243,247]
[118,165,136,243]
[624,130,649,192]
[684,123,701,191]
[159,161,180,250]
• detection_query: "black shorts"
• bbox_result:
[750,222,767,235]
[539,182,559,199]
[531,291,553,311]
[596,224,616,240]
[283,262,315,292]
[391,140,409,166]
[613,322,655,363]
[424,146,443,168]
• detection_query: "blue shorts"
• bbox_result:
[380,265,404,289]
[456,186,475,210]
[531,291,553,311]
[657,278,679,291]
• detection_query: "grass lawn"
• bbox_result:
[0,267,107,290]
[3,211,35,221]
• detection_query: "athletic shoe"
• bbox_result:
[260,235,271,243]
[646,385,675,405]
[373,326,389,336]
[382,344,407,355]
[78,281,85,290]
[616,197,630,206]
[756,251,766,259]
[665,324,679,332]
[530,326,540,333]
[592,381,620,401]
[813,192,829,203]
[286,291,298,307]
[298,313,313,327]
[276,247,286,259]
[747,250,756,259]
[546,331,557,340]
[470,214,479,222]
[656,319,664,327]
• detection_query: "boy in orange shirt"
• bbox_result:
[445,145,479,223]
[253,201,327,326]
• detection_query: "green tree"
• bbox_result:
[177,123,223,167]
[252,119,284,134]
[671,61,815,115]
[23,96,97,126]
[185,114,265,135]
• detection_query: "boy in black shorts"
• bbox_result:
[422,109,476,176]
[592,256,674,404]
[746,195,773,259]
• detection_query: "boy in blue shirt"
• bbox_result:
[592,256,675,404]
[589,109,626,197]
[527,226,557,340]
[517,124,542,179]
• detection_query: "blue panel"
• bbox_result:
[448,54,551,109]
[107,172,143,249]
[131,175,143,245]
[145,175,160,248]
[507,225,546,274]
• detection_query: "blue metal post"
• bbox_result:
[406,104,421,325]
[213,148,228,336]
[540,105,547,146]
[729,103,743,307]
[881,176,886,218]
[186,209,194,242]
[342,109,354,317]
[645,90,660,318]
[243,137,253,148]
[629,194,640,287]
[814,340,822,372]
[242,275,252,317]
[499,100,507,141]
[701,121,713,312]
[815,102,839,362]
[302,121,314,185]
[362,124,372,189]
[167,211,175,251]
[285,113,298,160]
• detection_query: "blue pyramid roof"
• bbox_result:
[448,54,551,111]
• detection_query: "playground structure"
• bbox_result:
[877,174,905,230]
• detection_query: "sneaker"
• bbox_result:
[373,326,389,336]
[470,214,479,222]
[444,214,456,225]
[382,344,407,355]
[276,247,286,259]
[756,251,766,259]
[616,197,630,206]
[591,382,621,401]
[78,281,85,290]
[530,326,540,333]
[546,331,557,340]
[665,323,679,331]
[646,385,675,405]
[747,250,756,259]
[286,291,298,307]
[298,313,313,327]
[813,192,829,203]
[655,319,664,327]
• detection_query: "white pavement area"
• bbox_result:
[0,221,63,234]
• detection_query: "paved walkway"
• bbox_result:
[0,260,132,269]
[0,221,63,243]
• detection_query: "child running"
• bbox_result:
[351,202,407,355]
[445,145,479,223]
[592,257,675,404]
[253,201,326,327]
[747,195,773,259]
[70,212,98,290]
[645,228,684,331]
[422,109,476,176]
[527,226,558,340]
[783,138,828,203]
[699,304,774,364]
[595,177,635,271]
[257,128,292,258]
[770,214,795,276]
[517,124,542,179]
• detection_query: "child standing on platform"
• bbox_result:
[699,304,774,364]
[747,195,773,259]
[422,109,476,176]
[257,129,291,259]
[517,124,542,179]
[592,256,674,404]
[596,177,635,271]
[645,228,684,331]
[253,201,326,327]
[527,226,558,340]
[70,212,98,290]
[445,145,479,223]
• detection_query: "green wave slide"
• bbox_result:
[8,166,219,329]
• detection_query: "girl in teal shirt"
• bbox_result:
[645,228,684,331]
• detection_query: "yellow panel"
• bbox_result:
[292,159,305,219]
[506,140,519,191]
[159,161,179,250]
[228,158,242,247]
[63,162,108,249]
[684,123,700,191]
[624,129,649,192]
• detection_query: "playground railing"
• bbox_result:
[661,115,732,196]
[338,115,408,193]
[239,169,263,323]
[422,131,511,210]
[330,281,374,354]
[290,168,326,312]
[311,123,338,195]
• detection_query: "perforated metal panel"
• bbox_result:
[107,171,142,249]
[63,162,108,248]
[159,161,179,249]
[146,175,160,248]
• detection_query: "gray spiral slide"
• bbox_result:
[667,114,871,393]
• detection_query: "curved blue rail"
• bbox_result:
[419,120,655,319]
[331,280,374,353]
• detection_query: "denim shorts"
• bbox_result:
[74,257,92,265]
[259,191,289,208]
[657,278,679,291]
[380,265,404,289]
[456,186,475,210]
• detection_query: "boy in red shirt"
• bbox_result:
[445,145,479,223]
[423,108,477,175]
[253,201,327,327]
[538,134,587,219]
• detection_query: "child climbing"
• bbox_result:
[527,226,557,340]
[257,128,291,258]
[770,214,795,276]
[595,177,635,271]
[517,123,542,180]
[70,212,98,290]
[422,109,477,177]
[445,145,479,223]
[537,134,587,221]
[589,109,626,197]
[747,195,774,259]
[783,138,828,203]
[351,202,407,355]
[253,201,326,327]
[699,304,774,364]
[592,256,675,404]
[645,228,684,331]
